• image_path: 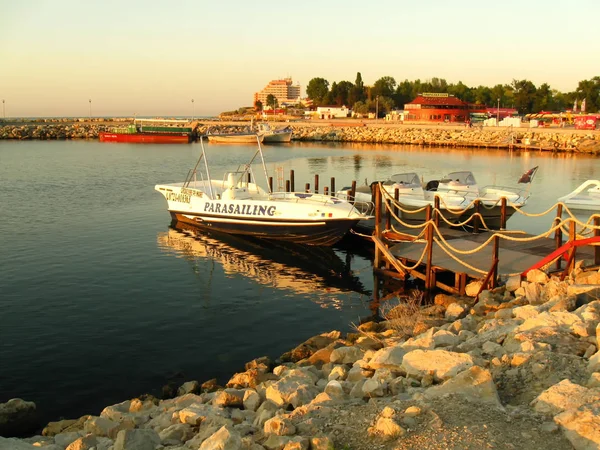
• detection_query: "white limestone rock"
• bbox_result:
[329,346,364,364]
[402,349,474,382]
[199,426,242,450]
[505,275,522,292]
[324,380,345,399]
[424,366,502,407]
[83,416,120,438]
[527,269,550,284]
[531,379,600,416]
[66,435,97,450]
[445,303,467,321]
[554,400,600,450]
[158,423,194,445]
[263,416,296,436]
[432,330,459,348]
[243,390,261,412]
[368,345,406,371]
[362,378,387,397]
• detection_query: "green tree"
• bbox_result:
[393,80,415,108]
[511,79,537,114]
[576,77,600,112]
[306,77,330,106]
[349,72,366,105]
[254,100,263,111]
[352,101,369,115]
[265,94,278,110]
[447,81,474,103]
[372,76,397,98]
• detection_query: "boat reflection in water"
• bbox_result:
[157,221,371,306]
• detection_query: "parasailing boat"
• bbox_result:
[155,137,371,246]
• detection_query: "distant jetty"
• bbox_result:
[1,118,599,154]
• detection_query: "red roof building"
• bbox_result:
[403,93,486,123]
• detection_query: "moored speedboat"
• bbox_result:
[206,129,265,144]
[155,138,371,246]
[557,180,600,211]
[428,168,538,229]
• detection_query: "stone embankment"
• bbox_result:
[3,266,600,449]
[1,120,600,154]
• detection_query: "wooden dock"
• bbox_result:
[369,185,600,296]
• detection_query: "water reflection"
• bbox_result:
[157,222,371,302]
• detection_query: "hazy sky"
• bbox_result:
[1,0,599,117]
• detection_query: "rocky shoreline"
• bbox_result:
[2,266,600,449]
[1,120,599,154]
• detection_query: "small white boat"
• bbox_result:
[206,128,265,144]
[256,123,293,143]
[429,168,537,228]
[336,173,473,226]
[557,180,600,211]
[155,138,371,246]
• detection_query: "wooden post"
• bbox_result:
[500,197,507,230]
[350,180,357,205]
[434,196,440,228]
[314,174,319,194]
[305,183,310,193]
[473,200,480,233]
[569,220,577,273]
[394,187,399,219]
[555,204,563,271]
[268,176,273,193]
[247,173,252,184]
[492,235,500,288]
[385,194,391,231]
[285,180,290,193]
[324,186,329,196]
[330,177,335,196]
[290,170,295,192]
[595,217,600,266]
[425,205,434,291]
[374,184,382,268]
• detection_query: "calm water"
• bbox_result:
[0,139,598,427]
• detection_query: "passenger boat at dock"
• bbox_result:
[154,138,371,246]
[206,127,265,144]
[99,118,195,144]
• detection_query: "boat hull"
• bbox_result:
[99,132,191,144]
[263,131,293,143]
[207,134,265,144]
[170,211,359,246]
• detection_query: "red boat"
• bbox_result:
[99,132,192,144]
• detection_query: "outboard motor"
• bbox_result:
[425,180,439,191]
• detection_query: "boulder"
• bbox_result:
[554,400,600,450]
[445,303,468,321]
[83,416,120,438]
[329,346,364,364]
[531,379,600,416]
[213,389,244,408]
[113,429,160,450]
[0,399,38,437]
[527,269,549,284]
[263,416,296,436]
[158,423,194,445]
[362,378,386,397]
[177,380,200,396]
[402,350,474,382]
[66,435,97,450]
[368,345,406,371]
[199,426,242,450]
[243,390,261,412]
[265,375,318,409]
[424,366,502,407]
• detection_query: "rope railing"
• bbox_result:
[373,183,600,282]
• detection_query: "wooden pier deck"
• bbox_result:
[369,186,600,296]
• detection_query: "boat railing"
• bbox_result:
[477,185,532,203]
[559,180,600,200]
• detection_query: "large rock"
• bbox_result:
[265,372,318,408]
[0,437,37,449]
[83,416,120,438]
[531,379,600,416]
[367,345,406,371]
[402,349,474,382]
[0,399,38,437]
[199,426,242,450]
[424,366,502,407]
[554,400,600,450]
[263,416,296,436]
[65,435,97,450]
[158,423,194,445]
[114,429,160,450]
[329,346,364,364]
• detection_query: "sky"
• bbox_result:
[1,0,599,117]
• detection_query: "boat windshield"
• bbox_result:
[441,171,477,186]
[388,173,421,187]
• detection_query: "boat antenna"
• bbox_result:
[199,137,214,199]
[257,135,271,193]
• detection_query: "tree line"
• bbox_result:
[304,73,600,115]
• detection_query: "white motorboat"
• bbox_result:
[427,168,538,228]
[155,138,371,246]
[336,173,473,226]
[256,122,293,143]
[206,126,265,144]
[557,180,600,211]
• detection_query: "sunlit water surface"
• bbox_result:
[0,139,598,426]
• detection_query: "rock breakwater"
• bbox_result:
[1,120,599,154]
[2,266,600,448]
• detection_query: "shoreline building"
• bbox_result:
[254,78,301,108]
[404,93,486,123]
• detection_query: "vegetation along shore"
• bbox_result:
[1,119,599,154]
[2,267,600,448]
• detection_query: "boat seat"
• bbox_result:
[425,180,439,191]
